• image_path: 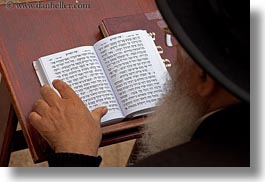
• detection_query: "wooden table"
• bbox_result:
[0,0,157,165]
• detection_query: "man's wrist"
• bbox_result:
[54,145,98,157]
[48,152,102,167]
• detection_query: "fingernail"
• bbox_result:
[102,107,108,115]
[52,79,60,83]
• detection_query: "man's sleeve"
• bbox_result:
[47,153,102,167]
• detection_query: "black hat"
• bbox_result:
[156,0,250,103]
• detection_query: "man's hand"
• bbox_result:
[29,80,108,156]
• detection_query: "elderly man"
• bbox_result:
[29,0,249,167]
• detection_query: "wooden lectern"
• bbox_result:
[0,0,158,166]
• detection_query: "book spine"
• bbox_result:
[33,60,50,86]
[147,32,171,68]
[99,22,110,37]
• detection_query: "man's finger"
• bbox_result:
[91,106,108,122]
[40,85,61,106]
[52,80,79,100]
[33,99,50,116]
[29,112,43,131]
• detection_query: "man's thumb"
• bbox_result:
[91,106,108,122]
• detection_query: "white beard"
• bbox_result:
[130,60,208,162]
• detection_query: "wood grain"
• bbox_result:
[0,0,157,163]
[0,79,18,166]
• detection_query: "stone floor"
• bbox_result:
[0,0,135,167]
[8,138,135,167]
[7,121,135,167]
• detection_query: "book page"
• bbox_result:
[94,30,169,116]
[37,46,124,123]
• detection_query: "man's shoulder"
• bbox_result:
[135,103,250,167]
[193,103,250,141]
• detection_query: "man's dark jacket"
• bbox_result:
[48,103,250,167]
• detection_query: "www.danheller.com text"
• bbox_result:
[33,30,170,125]
[6,1,91,9]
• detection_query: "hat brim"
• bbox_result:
[156,0,250,103]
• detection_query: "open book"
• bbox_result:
[33,30,169,125]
